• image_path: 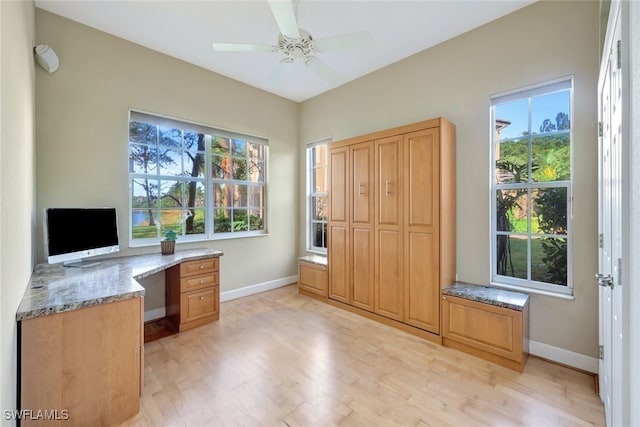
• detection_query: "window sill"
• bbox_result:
[305,249,327,256]
[489,281,575,301]
[129,232,269,248]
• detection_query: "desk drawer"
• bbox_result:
[180,257,219,277]
[180,272,219,293]
[180,287,219,324]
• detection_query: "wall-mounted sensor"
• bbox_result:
[34,44,59,73]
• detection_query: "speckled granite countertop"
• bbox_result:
[16,248,223,321]
[442,282,529,311]
[299,255,327,266]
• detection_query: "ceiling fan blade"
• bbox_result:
[305,56,344,86]
[265,60,292,88]
[212,43,275,53]
[313,31,373,52]
[267,0,300,39]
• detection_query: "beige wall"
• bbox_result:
[35,10,300,293]
[299,1,600,358]
[0,0,36,421]
[33,2,600,361]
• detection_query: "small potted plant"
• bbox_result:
[161,230,177,255]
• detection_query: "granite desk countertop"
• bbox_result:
[299,255,327,267]
[442,282,529,311]
[16,248,223,321]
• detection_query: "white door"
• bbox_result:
[598,3,623,426]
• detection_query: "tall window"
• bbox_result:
[490,78,572,295]
[307,140,329,253]
[128,111,267,244]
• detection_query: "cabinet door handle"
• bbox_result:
[199,296,205,301]
[358,182,367,196]
[385,180,393,195]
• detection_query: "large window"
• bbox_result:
[307,140,329,253]
[490,78,572,295]
[129,111,267,244]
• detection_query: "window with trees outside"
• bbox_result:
[307,141,329,253]
[128,111,267,244]
[491,78,572,296]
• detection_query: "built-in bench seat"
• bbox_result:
[442,282,530,372]
[298,255,328,299]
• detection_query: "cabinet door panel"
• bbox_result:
[21,298,142,426]
[352,227,374,311]
[443,296,522,362]
[376,229,403,320]
[180,287,219,323]
[405,231,439,332]
[299,262,328,297]
[352,142,373,225]
[406,129,439,230]
[376,136,402,226]
[329,224,349,303]
[329,147,349,223]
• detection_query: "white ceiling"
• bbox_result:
[35,0,535,102]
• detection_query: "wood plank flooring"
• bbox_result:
[120,285,605,426]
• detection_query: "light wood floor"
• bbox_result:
[121,285,605,426]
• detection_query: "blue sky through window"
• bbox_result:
[495,90,570,140]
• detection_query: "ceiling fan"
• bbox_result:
[212,0,373,87]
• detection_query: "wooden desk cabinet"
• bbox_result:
[17,249,222,426]
[166,257,220,332]
[20,297,143,426]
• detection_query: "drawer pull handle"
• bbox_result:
[199,296,205,301]
[199,265,205,269]
[199,280,205,284]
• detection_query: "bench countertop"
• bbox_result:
[299,255,327,267]
[442,282,529,311]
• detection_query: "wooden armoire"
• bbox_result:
[327,117,455,342]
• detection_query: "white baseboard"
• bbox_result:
[529,340,599,373]
[144,307,166,323]
[220,275,298,302]
[143,276,296,321]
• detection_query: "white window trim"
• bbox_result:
[489,77,574,297]
[306,138,331,254]
[128,109,268,246]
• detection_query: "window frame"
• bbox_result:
[306,138,330,254]
[489,77,574,297]
[128,110,268,246]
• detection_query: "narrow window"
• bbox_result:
[490,78,573,295]
[307,140,329,253]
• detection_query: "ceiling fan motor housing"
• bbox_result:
[278,29,315,62]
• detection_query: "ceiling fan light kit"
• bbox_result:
[211,0,372,87]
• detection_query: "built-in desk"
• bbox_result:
[16,248,222,426]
